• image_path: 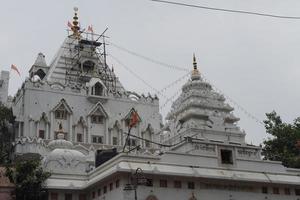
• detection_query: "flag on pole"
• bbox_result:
[129,110,139,128]
[87,25,94,33]
[67,21,73,28]
[11,64,20,76]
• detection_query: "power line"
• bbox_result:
[109,54,168,99]
[108,41,189,72]
[150,0,300,19]
[109,42,263,126]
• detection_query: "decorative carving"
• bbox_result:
[237,148,259,159]
[194,143,215,152]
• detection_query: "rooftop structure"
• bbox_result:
[11,8,300,200]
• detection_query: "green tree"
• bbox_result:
[0,103,15,164]
[6,159,51,200]
[262,111,300,168]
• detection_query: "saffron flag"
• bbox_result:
[129,110,139,128]
[67,21,73,28]
[11,64,20,76]
[88,25,94,33]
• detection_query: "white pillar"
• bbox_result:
[46,123,49,139]
[69,115,73,141]
[36,122,40,137]
[18,122,21,137]
[87,117,91,143]
[50,112,54,140]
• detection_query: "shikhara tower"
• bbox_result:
[11,8,300,200]
[13,8,161,159]
[163,54,245,146]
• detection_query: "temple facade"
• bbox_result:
[11,9,300,200]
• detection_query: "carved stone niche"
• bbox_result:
[237,148,259,159]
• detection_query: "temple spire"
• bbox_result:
[71,7,80,38]
[191,53,200,81]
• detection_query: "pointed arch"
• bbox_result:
[88,102,108,118]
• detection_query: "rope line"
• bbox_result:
[150,0,300,20]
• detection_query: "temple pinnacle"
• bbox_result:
[191,53,200,81]
[71,7,80,38]
[193,53,197,70]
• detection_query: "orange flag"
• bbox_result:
[88,25,94,33]
[129,111,139,128]
[11,64,20,76]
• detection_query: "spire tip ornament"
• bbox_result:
[191,53,200,81]
[71,7,80,38]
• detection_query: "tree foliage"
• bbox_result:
[262,111,300,168]
[5,159,51,200]
[0,103,14,164]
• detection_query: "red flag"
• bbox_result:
[67,21,73,28]
[129,111,139,128]
[88,25,94,33]
[11,64,20,76]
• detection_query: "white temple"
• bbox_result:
[11,9,300,200]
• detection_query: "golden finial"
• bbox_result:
[191,53,200,80]
[71,7,80,38]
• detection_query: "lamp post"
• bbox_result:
[123,168,146,200]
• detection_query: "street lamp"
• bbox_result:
[123,168,146,200]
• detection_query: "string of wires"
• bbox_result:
[109,41,264,126]
[121,131,185,148]
[150,0,300,20]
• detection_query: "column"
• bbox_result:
[36,122,40,137]
[50,112,54,140]
[69,115,73,141]
[87,117,91,143]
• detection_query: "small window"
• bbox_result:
[91,115,104,124]
[103,186,107,194]
[145,141,150,148]
[51,193,58,200]
[160,180,167,188]
[93,82,103,96]
[273,187,279,194]
[79,194,86,200]
[110,183,113,191]
[77,133,83,142]
[221,149,233,164]
[295,189,300,196]
[82,60,95,73]
[146,179,153,187]
[39,130,45,139]
[113,137,118,145]
[174,180,182,188]
[126,139,136,146]
[92,191,95,199]
[97,189,101,196]
[116,180,120,188]
[284,188,290,195]
[65,193,72,200]
[92,136,103,144]
[188,182,195,189]
[262,187,268,194]
[55,105,68,119]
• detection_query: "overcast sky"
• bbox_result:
[1,0,300,145]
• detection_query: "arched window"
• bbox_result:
[93,82,103,96]
[82,60,95,73]
[35,69,46,80]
